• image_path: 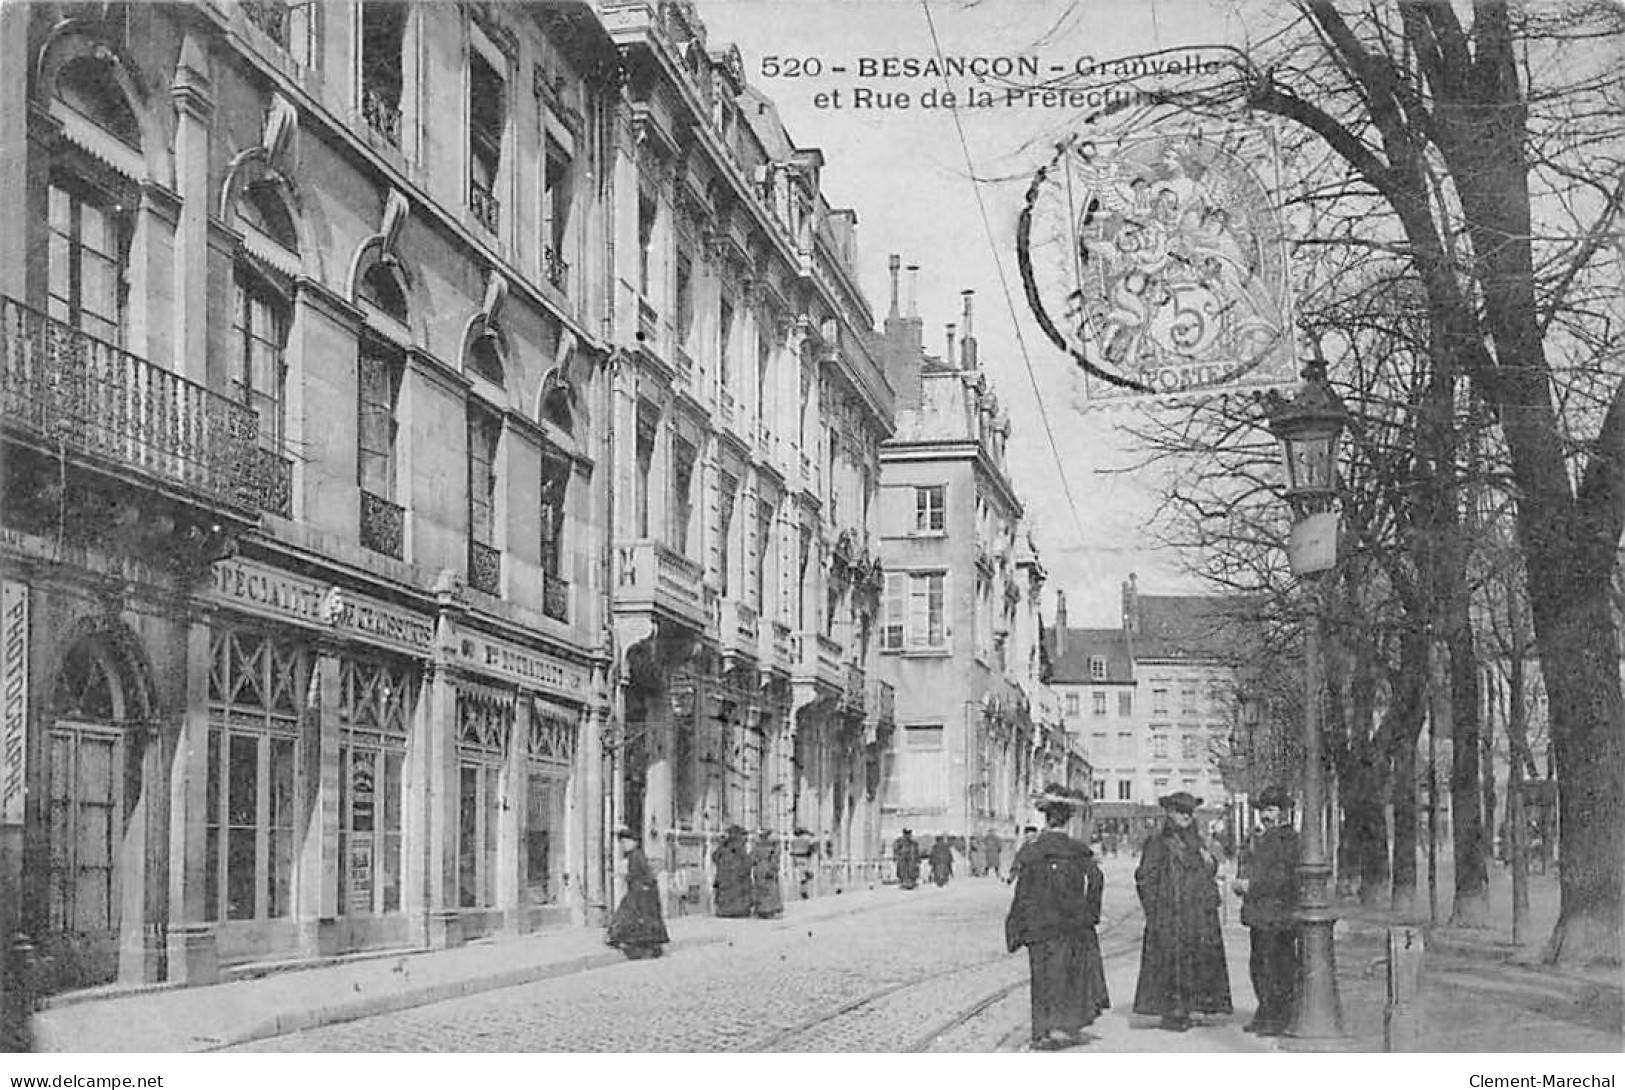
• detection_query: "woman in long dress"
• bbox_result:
[713,825,753,917]
[1005,786,1109,1050]
[750,831,784,918]
[1132,792,1233,1030]
[607,827,669,960]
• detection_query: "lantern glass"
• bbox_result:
[1281,429,1337,495]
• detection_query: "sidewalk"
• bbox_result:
[28,883,906,1053]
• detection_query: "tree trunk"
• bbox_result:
[1391,734,1419,918]
[1506,640,1531,946]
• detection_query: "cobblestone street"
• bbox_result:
[233,859,1270,1053]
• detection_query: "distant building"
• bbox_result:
[874,267,1086,849]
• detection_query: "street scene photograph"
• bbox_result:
[0,0,1622,1071]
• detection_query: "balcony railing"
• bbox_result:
[243,0,289,48]
[359,489,404,559]
[543,245,569,294]
[470,176,500,234]
[252,448,293,517]
[543,572,570,622]
[468,540,501,595]
[612,539,707,630]
[795,631,844,689]
[721,600,759,657]
[1,296,259,511]
[362,85,402,148]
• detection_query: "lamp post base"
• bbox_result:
[1289,860,1347,1043]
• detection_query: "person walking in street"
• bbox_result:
[928,833,955,887]
[894,828,922,890]
[750,829,785,919]
[984,830,1004,880]
[790,826,818,899]
[968,834,986,877]
[607,827,669,960]
[713,824,753,917]
[1132,792,1233,1031]
[1232,787,1299,1035]
[1004,785,1109,1050]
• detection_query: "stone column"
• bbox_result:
[166,610,217,984]
[167,28,213,381]
[578,700,606,926]
[115,690,167,984]
[497,697,527,933]
[296,646,341,956]
[421,663,459,948]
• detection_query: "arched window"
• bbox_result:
[359,261,408,323]
[239,183,299,255]
[53,637,142,723]
[467,332,504,386]
[55,54,141,149]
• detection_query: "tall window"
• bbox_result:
[1117,780,1133,801]
[718,295,735,395]
[1180,688,1198,717]
[542,137,572,290]
[233,275,288,452]
[893,724,946,808]
[1152,688,1169,716]
[357,348,402,499]
[1065,692,1079,717]
[1152,732,1169,760]
[905,572,946,648]
[637,189,657,297]
[914,485,946,532]
[467,407,501,548]
[205,630,308,923]
[1118,691,1133,717]
[718,473,738,597]
[1092,780,1106,800]
[338,655,414,916]
[756,327,772,427]
[634,406,656,538]
[669,437,696,556]
[674,252,694,349]
[360,2,405,146]
[1181,732,1200,761]
[827,428,839,524]
[754,499,772,611]
[797,530,811,630]
[540,451,570,579]
[1092,691,1108,717]
[47,181,127,345]
[468,52,505,232]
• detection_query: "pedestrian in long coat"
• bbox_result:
[983,830,1004,880]
[968,836,986,877]
[607,827,669,959]
[893,829,922,889]
[1005,787,1109,1050]
[750,830,784,918]
[1233,787,1300,1035]
[713,825,753,917]
[1132,792,1233,1030]
[928,834,955,887]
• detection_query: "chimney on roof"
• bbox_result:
[1122,573,1140,636]
[960,289,978,369]
[945,323,956,367]
[1055,590,1068,658]
[888,254,901,319]
[906,264,919,317]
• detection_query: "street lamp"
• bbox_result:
[1265,356,1348,1043]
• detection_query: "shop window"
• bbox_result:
[205,629,308,923]
[526,699,576,905]
[338,656,414,916]
[456,688,512,909]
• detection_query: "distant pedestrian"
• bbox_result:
[968,835,987,877]
[1132,792,1233,1031]
[1232,787,1299,1036]
[713,825,752,917]
[750,830,784,919]
[790,826,817,899]
[894,828,922,890]
[1005,785,1109,1050]
[928,833,955,887]
[983,830,1004,880]
[1007,825,1039,885]
[607,827,669,960]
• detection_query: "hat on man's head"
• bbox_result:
[614,825,641,842]
[901,828,913,836]
[1159,791,1203,814]
[1256,786,1293,810]
[1035,781,1084,812]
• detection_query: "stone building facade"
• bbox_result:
[873,270,1084,852]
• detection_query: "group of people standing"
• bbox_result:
[1002,784,1303,1049]
[892,829,1006,889]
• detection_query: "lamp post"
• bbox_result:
[1265,356,1348,1043]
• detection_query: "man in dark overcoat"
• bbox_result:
[983,830,1004,880]
[893,828,922,889]
[1005,786,1109,1050]
[1132,792,1233,1031]
[928,833,955,887]
[750,829,785,918]
[1232,787,1299,1035]
[712,825,753,917]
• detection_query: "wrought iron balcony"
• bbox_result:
[1,296,259,511]
[362,85,402,147]
[543,245,569,293]
[359,489,404,559]
[468,539,502,595]
[543,572,570,623]
[470,175,500,234]
[252,448,293,518]
[242,0,289,48]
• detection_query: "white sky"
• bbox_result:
[696,0,1271,624]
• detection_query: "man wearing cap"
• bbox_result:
[893,828,922,890]
[1132,791,1233,1031]
[1005,784,1108,1050]
[1232,788,1300,1035]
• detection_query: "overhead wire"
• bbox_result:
[918,0,1090,544]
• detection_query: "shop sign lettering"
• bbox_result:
[206,558,433,656]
